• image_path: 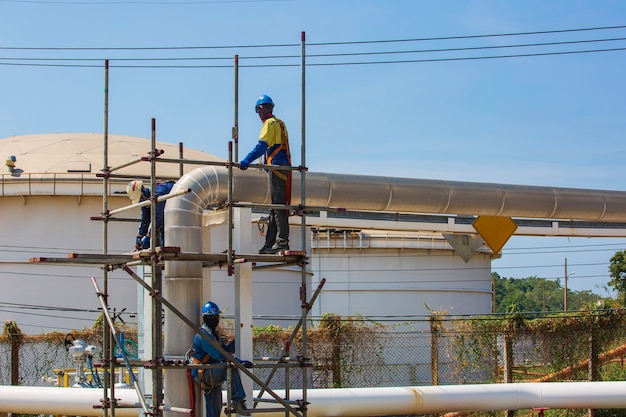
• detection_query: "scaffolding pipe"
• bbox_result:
[299,30,308,417]
[233,54,239,162]
[101,58,112,417]
[3,382,626,416]
[108,188,191,216]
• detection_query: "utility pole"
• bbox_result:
[564,258,574,311]
[563,258,567,311]
[492,273,497,314]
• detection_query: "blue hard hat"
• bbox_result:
[201,301,221,316]
[255,95,274,112]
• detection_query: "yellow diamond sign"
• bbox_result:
[472,216,518,254]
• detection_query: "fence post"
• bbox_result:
[504,332,514,417]
[331,326,342,388]
[322,314,343,387]
[588,327,598,381]
[3,320,23,386]
[588,326,598,417]
[503,333,513,383]
[429,314,440,386]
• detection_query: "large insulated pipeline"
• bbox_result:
[163,165,626,412]
[167,166,626,222]
[4,381,626,416]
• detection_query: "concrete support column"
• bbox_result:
[233,207,254,400]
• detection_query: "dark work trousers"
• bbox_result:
[202,367,246,417]
[266,169,289,245]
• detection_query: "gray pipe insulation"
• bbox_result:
[163,165,626,411]
[167,166,626,224]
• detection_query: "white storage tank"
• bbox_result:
[0,133,223,333]
[309,228,493,323]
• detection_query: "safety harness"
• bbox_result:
[190,351,223,390]
[265,118,292,205]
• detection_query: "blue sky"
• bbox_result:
[1,0,626,296]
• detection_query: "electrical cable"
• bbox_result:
[0,0,291,4]
[1,25,625,68]
[0,300,103,312]
[310,25,626,46]
[1,46,624,69]
[2,36,625,62]
[0,24,624,51]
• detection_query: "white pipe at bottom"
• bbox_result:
[1,382,626,417]
[258,382,626,416]
[0,385,140,417]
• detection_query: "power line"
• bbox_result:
[0,24,624,68]
[0,307,99,321]
[0,301,99,313]
[0,270,129,281]
[502,242,626,251]
[0,42,297,52]
[311,25,626,46]
[0,0,290,4]
[1,24,624,51]
[310,36,626,58]
[2,45,623,69]
[2,36,624,62]
[304,47,626,68]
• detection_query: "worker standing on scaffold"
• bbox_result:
[239,94,291,254]
[126,180,174,250]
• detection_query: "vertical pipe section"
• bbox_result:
[164,170,208,416]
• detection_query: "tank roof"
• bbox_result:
[0,132,223,177]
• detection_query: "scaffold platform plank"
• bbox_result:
[29,247,307,267]
[30,254,134,265]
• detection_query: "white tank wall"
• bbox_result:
[0,195,139,333]
[310,247,493,324]
[207,221,493,327]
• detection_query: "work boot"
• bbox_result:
[232,399,251,416]
[258,243,274,254]
[268,240,289,254]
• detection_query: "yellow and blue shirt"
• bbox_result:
[243,116,290,166]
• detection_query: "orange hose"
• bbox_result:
[186,369,196,417]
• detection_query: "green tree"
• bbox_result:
[608,249,626,303]
[493,272,611,314]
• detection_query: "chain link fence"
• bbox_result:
[2,310,626,393]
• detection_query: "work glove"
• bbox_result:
[135,236,143,250]
[239,158,250,170]
[238,359,253,368]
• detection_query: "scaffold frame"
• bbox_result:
[29,31,314,417]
